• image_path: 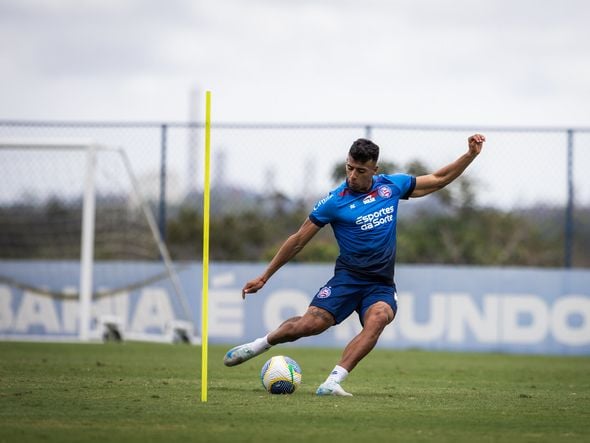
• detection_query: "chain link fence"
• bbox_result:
[1,121,588,268]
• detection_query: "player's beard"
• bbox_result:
[347,178,370,193]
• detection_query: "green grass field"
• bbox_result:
[0,341,588,443]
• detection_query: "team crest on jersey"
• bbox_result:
[317,286,331,298]
[378,185,392,198]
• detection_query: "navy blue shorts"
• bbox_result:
[309,275,398,325]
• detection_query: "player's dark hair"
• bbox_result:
[349,138,379,163]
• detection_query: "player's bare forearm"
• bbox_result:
[411,134,485,197]
[241,236,300,299]
[433,150,478,184]
[242,218,320,299]
[266,234,306,276]
[241,233,308,298]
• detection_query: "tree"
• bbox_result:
[162,159,589,267]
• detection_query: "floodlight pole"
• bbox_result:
[79,144,97,341]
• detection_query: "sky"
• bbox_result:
[1,0,590,127]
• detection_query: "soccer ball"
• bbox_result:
[260,355,302,394]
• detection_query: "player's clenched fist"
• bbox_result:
[468,133,485,155]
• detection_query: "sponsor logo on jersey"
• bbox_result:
[349,203,356,209]
[378,185,392,198]
[355,205,395,230]
[317,286,332,298]
[313,193,333,210]
[363,190,378,205]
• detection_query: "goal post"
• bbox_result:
[79,142,96,341]
[0,138,197,343]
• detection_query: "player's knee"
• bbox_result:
[364,303,395,331]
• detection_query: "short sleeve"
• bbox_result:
[388,174,416,200]
[309,192,335,226]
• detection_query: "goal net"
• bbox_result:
[0,139,197,343]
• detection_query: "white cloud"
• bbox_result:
[0,0,589,125]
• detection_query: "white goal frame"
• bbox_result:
[0,138,195,342]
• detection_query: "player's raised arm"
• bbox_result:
[241,218,321,299]
[411,133,485,198]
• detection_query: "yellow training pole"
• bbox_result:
[201,90,212,402]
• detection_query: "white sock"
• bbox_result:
[326,365,349,384]
[251,335,272,353]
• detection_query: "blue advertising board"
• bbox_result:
[0,262,589,355]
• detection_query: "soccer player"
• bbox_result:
[224,134,486,396]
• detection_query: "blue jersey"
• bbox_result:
[309,174,416,284]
